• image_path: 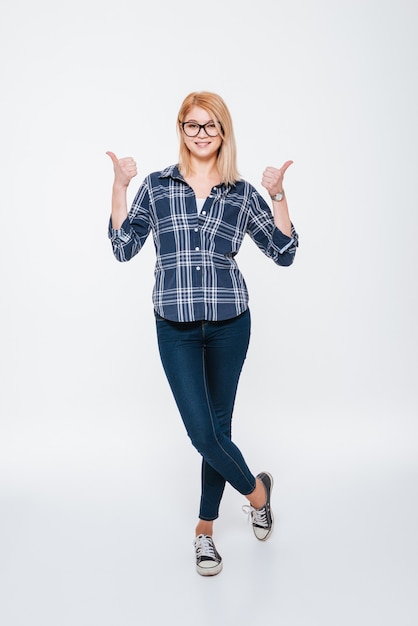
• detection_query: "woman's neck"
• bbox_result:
[184,156,221,197]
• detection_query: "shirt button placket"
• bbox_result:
[195,196,213,273]
[192,218,202,272]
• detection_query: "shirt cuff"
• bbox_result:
[272,226,296,254]
[108,216,132,242]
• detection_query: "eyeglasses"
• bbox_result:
[181,121,220,137]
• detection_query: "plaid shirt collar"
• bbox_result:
[158,164,235,196]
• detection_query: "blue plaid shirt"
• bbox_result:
[109,164,298,322]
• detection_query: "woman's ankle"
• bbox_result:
[246,478,266,509]
[195,520,214,537]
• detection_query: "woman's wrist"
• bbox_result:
[112,180,130,192]
[272,196,291,236]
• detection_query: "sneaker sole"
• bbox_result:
[196,561,223,576]
[254,471,274,541]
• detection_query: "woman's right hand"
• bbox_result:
[106,151,137,187]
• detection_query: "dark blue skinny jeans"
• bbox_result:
[155,309,256,521]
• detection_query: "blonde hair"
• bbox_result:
[177,91,240,185]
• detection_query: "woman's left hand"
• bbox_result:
[261,161,293,197]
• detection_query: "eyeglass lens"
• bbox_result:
[182,122,219,137]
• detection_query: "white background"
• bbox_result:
[1,0,417,624]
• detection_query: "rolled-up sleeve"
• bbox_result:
[108,181,152,262]
[247,190,298,266]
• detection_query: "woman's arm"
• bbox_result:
[261,161,293,237]
[106,151,137,229]
[246,159,298,266]
[107,151,151,263]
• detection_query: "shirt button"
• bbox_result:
[213,187,217,191]
[194,228,198,232]
[195,246,200,251]
[201,211,206,216]
[196,266,201,271]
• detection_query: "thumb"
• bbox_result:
[106,151,118,165]
[281,160,294,175]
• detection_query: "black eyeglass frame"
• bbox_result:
[181,121,222,137]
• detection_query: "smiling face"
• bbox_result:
[181,105,223,162]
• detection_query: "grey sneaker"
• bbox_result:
[194,534,223,576]
[242,471,274,541]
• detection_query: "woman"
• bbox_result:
[107,91,298,576]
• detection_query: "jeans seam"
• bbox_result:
[201,340,255,495]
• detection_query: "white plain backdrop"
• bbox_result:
[1,1,417,625]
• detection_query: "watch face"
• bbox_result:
[273,192,284,201]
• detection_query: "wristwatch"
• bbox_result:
[270,191,285,202]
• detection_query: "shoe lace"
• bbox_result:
[195,535,217,558]
[242,504,268,528]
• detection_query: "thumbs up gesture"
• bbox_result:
[106,151,138,188]
[261,161,293,198]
